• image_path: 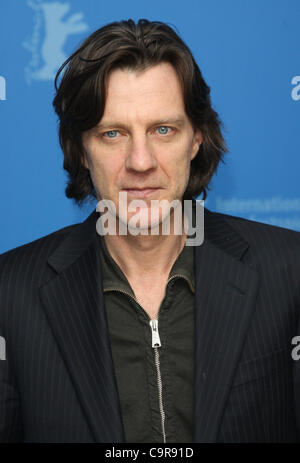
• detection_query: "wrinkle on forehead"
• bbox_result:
[101,62,186,128]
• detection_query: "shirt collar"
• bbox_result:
[98,234,135,296]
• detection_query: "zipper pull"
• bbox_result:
[149,319,162,348]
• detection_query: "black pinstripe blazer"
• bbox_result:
[1,207,300,443]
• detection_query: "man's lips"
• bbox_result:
[121,188,161,198]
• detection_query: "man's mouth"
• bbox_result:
[122,188,160,198]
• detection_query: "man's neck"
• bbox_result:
[103,227,187,283]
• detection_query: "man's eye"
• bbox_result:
[156,126,172,135]
[103,130,119,138]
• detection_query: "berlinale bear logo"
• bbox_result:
[23,0,88,84]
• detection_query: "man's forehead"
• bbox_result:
[96,63,189,129]
[105,62,182,97]
[96,117,187,130]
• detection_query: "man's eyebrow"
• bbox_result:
[95,118,186,130]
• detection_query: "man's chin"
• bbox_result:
[118,208,162,234]
[119,208,184,236]
[96,195,185,236]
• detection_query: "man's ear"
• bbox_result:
[191,129,203,161]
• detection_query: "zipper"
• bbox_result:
[103,286,168,443]
[149,319,166,443]
[103,287,139,302]
[103,275,193,443]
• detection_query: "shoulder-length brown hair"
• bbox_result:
[53,18,228,204]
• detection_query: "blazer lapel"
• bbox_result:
[39,210,124,443]
[193,209,259,442]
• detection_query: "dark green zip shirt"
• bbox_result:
[98,233,195,443]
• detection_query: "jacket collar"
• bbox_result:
[193,207,258,442]
[40,209,125,443]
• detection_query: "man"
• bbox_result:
[1,18,300,443]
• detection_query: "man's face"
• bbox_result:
[82,62,202,230]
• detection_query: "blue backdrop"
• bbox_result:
[0,0,299,253]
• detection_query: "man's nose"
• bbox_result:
[125,135,158,172]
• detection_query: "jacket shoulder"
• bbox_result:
[210,210,300,256]
[0,222,79,272]
[217,210,300,237]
